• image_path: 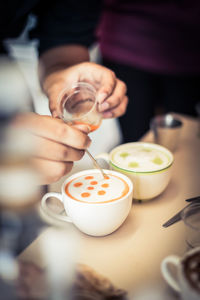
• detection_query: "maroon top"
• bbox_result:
[98,0,200,74]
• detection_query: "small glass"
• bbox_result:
[58,82,102,132]
[57,82,105,178]
[181,203,200,249]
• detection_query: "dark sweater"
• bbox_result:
[0,0,101,55]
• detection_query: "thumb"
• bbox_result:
[47,85,65,118]
[43,75,67,117]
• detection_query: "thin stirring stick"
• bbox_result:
[86,149,106,179]
[63,120,105,178]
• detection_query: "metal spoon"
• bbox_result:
[86,149,106,179]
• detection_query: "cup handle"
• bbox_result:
[161,255,181,293]
[41,192,72,223]
[95,153,110,169]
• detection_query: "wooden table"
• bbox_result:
[19,114,200,298]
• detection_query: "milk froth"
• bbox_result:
[111,144,171,172]
[65,172,129,203]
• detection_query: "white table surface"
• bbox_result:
[19,114,200,299]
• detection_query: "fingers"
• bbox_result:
[42,62,128,120]
[14,113,90,184]
[95,68,117,104]
[41,61,128,121]
[41,68,68,118]
[33,135,85,162]
[32,158,74,185]
[16,113,91,150]
[47,82,65,117]
[99,79,128,118]
[46,79,75,118]
[103,95,128,118]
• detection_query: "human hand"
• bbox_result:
[42,62,128,119]
[14,113,91,185]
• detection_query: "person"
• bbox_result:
[98,0,200,143]
[0,0,128,184]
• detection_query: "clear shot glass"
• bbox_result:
[57,82,102,132]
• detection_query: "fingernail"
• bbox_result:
[97,92,108,104]
[99,102,110,112]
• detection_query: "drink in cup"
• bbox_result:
[40,169,133,236]
[96,142,173,200]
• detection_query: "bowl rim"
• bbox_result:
[109,142,174,174]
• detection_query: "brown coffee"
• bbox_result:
[183,252,200,292]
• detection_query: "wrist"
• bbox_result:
[39,45,90,88]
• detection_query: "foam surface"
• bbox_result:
[111,144,171,172]
[65,173,129,203]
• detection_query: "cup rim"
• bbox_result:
[109,142,174,174]
[61,169,133,205]
[57,82,97,121]
[150,114,183,129]
[181,246,200,262]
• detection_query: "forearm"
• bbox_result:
[39,44,90,88]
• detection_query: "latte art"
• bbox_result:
[65,173,129,203]
[111,144,171,172]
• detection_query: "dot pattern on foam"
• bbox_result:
[112,145,171,172]
[65,173,129,203]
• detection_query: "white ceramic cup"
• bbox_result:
[96,142,173,201]
[40,169,133,236]
[161,247,200,300]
